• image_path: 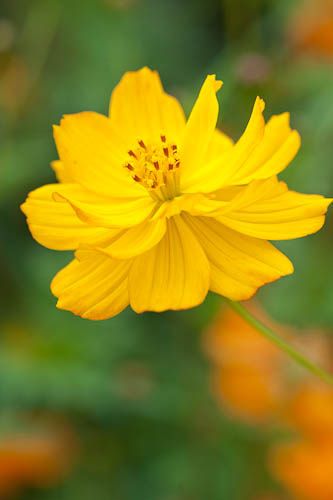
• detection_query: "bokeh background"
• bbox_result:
[1,0,333,498]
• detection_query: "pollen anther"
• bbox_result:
[123,134,180,197]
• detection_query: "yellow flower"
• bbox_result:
[21,67,331,319]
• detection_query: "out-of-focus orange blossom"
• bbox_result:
[270,338,333,499]
[212,364,283,424]
[203,304,287,424]
[287,381,333,441]
[270,440,333,500]
[288,0,333,58]
[204,302,333,499]
[0,426,76,497]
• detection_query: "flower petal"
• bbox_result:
[129,215,210,312]
[51,251,131,320]
[180,75,223,186]
[99,219,167,259]
[51,160,73,183]
[226,112,301,185]
[54,189,156,229]
[181,96,265,193]
[109,67,186,143]
[185,215,293,301]
[205,128,234,162]
[53,111,146,198]
[21,184,116,250]
[214,178,332,240]
[151,193,226,220]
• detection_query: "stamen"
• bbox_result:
[123,134,180,196]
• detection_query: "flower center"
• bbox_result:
[124,135,180,200]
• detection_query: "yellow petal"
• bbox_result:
[51,160,74,183]
[180,75,223,186]
[185,215,293,301]
[226,112,301,185]
[205,128,234,162]
[215,178,332,240]
[53,111,146,198]
[129,216,210,313]
[109,67,186,143]
[20,184,116,250]
[51,251,131,320]
[181,96,265,193]
[151,192,225,220]
[54,189,156,228]
[99,219,167,259]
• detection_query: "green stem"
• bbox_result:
[226,299,333,386]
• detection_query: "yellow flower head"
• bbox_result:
[21,67,331,319]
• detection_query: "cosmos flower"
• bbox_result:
[287,382,333,441]
[288,0,333,58]
[270,380,333,500]
[270,440,333,500]
[0,430,75,496]
[203,304,286,424]
[21,67,331,319]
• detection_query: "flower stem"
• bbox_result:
[226,299,333,386]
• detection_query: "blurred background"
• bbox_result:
[1,0,333,498]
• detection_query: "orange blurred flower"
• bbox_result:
[203,304,287,424]
[288,0,333,58]
[287,382,333,441]
[212,363,284,424]
[204,302,333,499]
[268,335,333,499]
[270,439,333,500]
[0,429,75,497]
